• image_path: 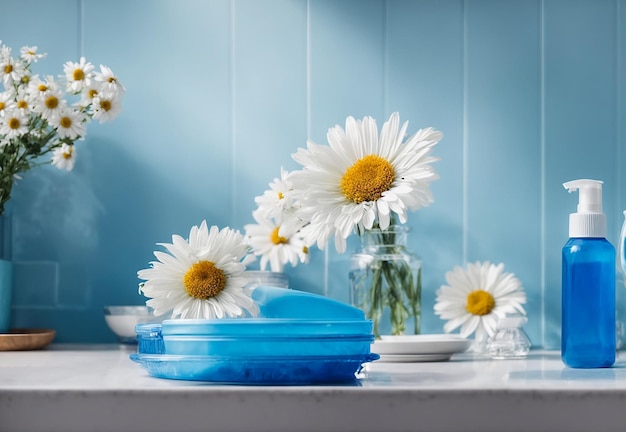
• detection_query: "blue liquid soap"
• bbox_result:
[562,180,615,368]
[562,238,615,368]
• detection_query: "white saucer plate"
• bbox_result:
[376,353,453,363]
[371,334,471,357]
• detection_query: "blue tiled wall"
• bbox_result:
[1,0,625,347]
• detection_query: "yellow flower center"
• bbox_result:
[107,76,117,83]
[45,95,59,109]
[466,290,496,316]
[38,84,48,92]
[21,76,29,84]
[88,89,98,99]
[302,246,309,254]
[183,260,227,300]
[100,99,111,111]
[60,116,72,128]
[8,117,20,129]
[73,68,85,81]
[278,191,284,200]
[17,100,27,109]
[0,102,4,111]
[4,64,12,74]
[340,154,395,204]
[63,147,73,160]
[270,226,288,245]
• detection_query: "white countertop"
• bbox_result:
[1,345,626,432]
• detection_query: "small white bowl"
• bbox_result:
[104,306,153,344]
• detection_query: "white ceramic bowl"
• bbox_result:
[104,306,153,343]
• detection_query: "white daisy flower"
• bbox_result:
[18,70,32,87]
[27,75,61,100]
[138,221,259,320]
[51,143,76,171]
[31,87,67,120]
[0,91,16,116]
[291,112,442,253]
[79,81,101,107]
[14,88,30,112]
[244,211,309,273]
[434,261,527,344]
[0,109,28,138]
[0,55,25,87]
[50,108,86,140]
[92,91,122,123]
[63,57,94,93]
[254,167,298,221]
[20,46,46,63]
[94,64,125,96]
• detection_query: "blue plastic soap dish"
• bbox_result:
[131,286,379,384]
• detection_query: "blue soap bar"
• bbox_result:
[252,286,365,320]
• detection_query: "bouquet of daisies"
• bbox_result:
[0,41,124,215]
[244,168,310,272]
[138,114,441,328]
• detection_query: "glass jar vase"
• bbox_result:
[349,226,421,338]
[244,271,289,290]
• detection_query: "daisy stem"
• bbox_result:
[0,116,74,215]
[353,224,420,338]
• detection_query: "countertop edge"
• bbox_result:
[2,388,626,432]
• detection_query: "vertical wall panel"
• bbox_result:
[386,0,464,334]
[609,0,626,348]
[232,0,307,224]
[84,0,232,342]
[544,0,617,348]
[618,0,626,245]
[465,0,543,345]
[619,1,626,332]
[308,0,385,299]
[231,0,308,293]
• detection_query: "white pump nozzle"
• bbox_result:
[563,179,606,238]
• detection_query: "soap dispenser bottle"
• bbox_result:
[562,179,615,368]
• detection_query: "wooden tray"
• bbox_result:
[0,328,56,351]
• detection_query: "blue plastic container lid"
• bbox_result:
[158,286,374,337]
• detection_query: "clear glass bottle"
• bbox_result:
[487,316,531,359]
